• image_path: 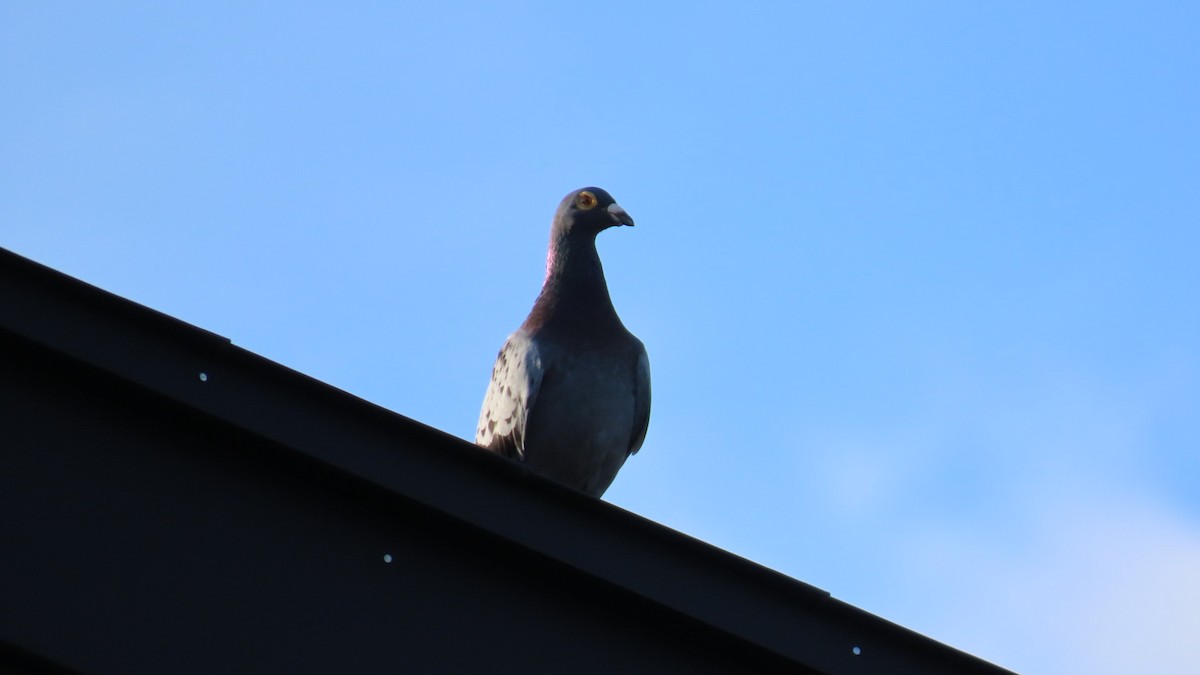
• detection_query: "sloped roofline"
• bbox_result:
[0,247,1013,674]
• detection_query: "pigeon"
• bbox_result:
[475,187,650,497]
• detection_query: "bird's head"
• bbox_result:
[552,187,635,237]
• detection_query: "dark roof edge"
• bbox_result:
[0,247,1014,674]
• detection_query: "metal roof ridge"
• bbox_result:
[0,246,1015,674]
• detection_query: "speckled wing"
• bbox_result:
[475,332,543,460]
[628,345,651,456]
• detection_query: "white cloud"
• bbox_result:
[895,485,1200,675]
[792,368,1200,674]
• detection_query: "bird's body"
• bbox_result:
[475,187,650,497]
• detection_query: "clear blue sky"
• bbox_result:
[4,3,1198,672]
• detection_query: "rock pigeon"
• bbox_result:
[475,187,650,497]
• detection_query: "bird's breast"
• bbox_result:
[522,341,640,495]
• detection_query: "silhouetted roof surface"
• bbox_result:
[0,247,1015,674]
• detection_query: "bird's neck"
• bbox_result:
[525,233,623,335]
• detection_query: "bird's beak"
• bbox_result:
[607,202,635,227]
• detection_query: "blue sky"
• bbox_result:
[4,3,1198,672]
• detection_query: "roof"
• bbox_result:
[0,247,1014,674]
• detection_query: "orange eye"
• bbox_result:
[576,191,598,209]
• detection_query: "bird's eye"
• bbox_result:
[576,191,598,209]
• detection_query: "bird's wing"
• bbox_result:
[475,332,544,460]
[627,344,651,456]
